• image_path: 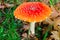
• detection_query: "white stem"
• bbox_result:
[29,22,35,35]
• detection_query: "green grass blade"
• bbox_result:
[43,25,52,40]
[50,0,54,6]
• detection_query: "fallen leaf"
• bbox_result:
[54,17,60,30]
[22,24,30,31]
[51,31,60,40]
[0,4,5,9]
[0,3,14,9]
[42,0,49,4]
[51,6,59,18]
[22,33,27,38]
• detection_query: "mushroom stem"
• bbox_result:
[29,22,35,35]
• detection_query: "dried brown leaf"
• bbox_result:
[45,18,54,25]
[51,31,60,40]
[42,0,49,4]
[51,6,59,18]
[22,33,27,38]
[0,3,14,9]
[22,24,30,31]
[23,0,27,2]
[54,17,60,30]
[5,3,14,7]
[0,4,5,9]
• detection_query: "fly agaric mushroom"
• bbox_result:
[14,2,51,35]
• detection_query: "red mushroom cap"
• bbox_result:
[14,2,52,22]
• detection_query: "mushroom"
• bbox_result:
[14,2,52,35]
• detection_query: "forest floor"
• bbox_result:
[0,0,60,40]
